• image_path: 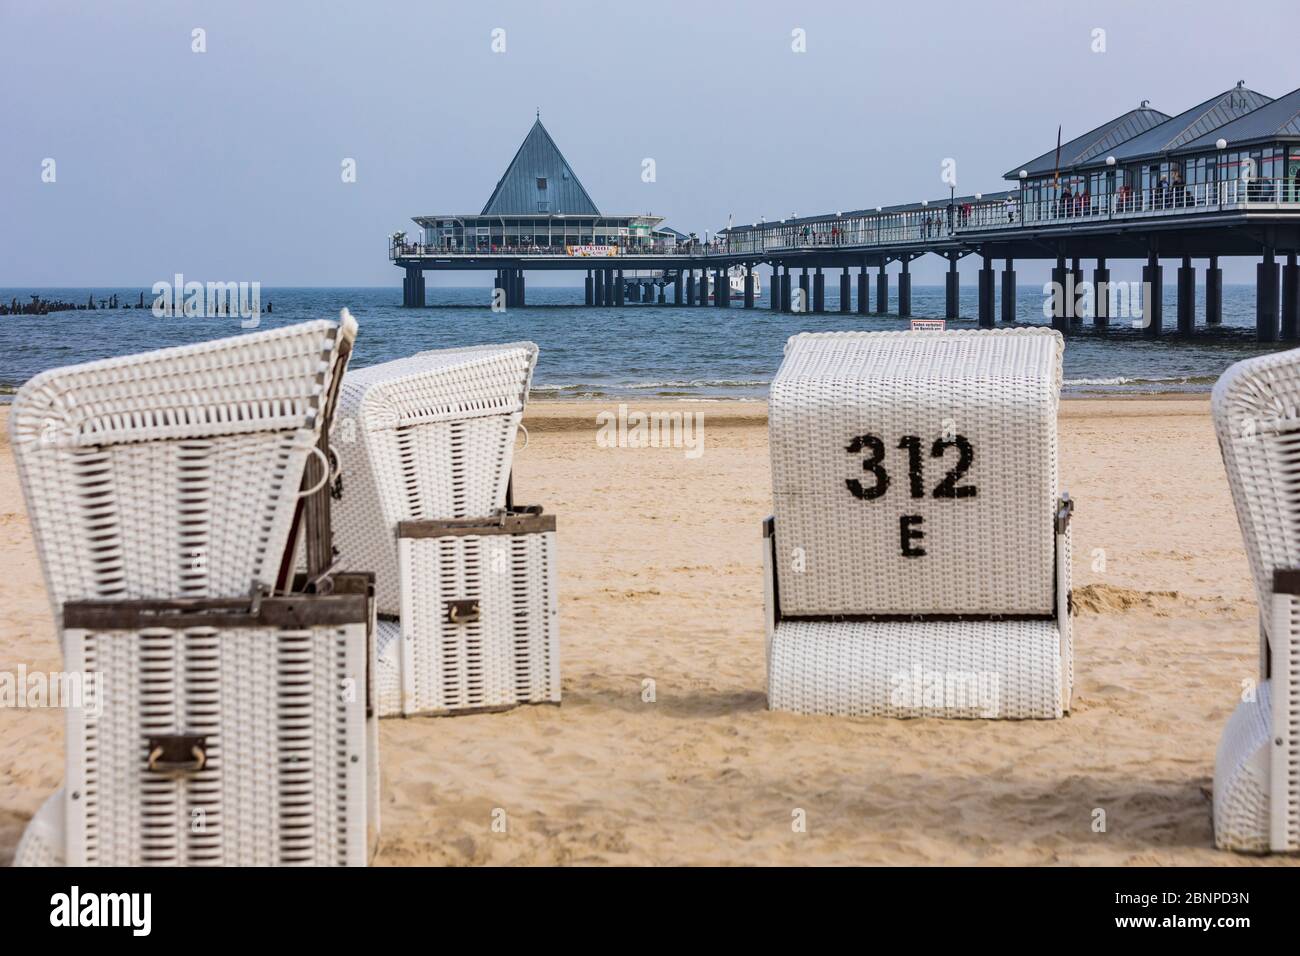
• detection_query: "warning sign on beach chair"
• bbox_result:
[910,318,946,331]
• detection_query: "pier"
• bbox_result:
[392,84,1300,341]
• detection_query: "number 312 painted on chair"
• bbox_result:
[845,433,977,558]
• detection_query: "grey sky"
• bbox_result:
[2,0,1294,286]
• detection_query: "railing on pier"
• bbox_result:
[723,179,1300,254]
[392,179,1300,262]
[960,178,1300,231]
[389,241,731,261]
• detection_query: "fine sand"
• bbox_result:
[0,399,1294,865]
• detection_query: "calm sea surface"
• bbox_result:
[0,284,1281,400]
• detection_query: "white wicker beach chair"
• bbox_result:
[1211,349,1300,853]
[12,316,380,866]
[10,317,357,634]
[764,328,1072,719]
[331,344,560,717]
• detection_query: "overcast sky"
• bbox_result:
[2,0,1295,286]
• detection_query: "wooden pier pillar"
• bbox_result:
[857,264,869,315]
[717,268,730,308]
[685,271,695,305]
[1071,258,1084,326]
[658,283,666,304]
[840,268,851,312]
[593,268,605,305]
[693,269,705,306]
[516,272,525,307]
[1256,251,1279,343]
[402,266,424,307]
[1093,259,1110,329]
[1177,256,1195,335]
[813,267,825,313]
[798,269,811,313]
[977,257,994,328]
[770,266,779,311]
[1281,252,1300,342]
[1050,256,1069,333]
[1001,258,1016,323]
[1205,256,1223,326]
[945,255,959,320]
[898,260,912,318]
[615,270,625,307]
[877,264,889,314]
[495,269,508,307]
[604,269,615,306]
[674,272,683,305]
[781,267,792,313]
[585,270,594,305]
[1143,253,1163,338]
[744,264,755,309]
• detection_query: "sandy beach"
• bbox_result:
[0,397,1293,866]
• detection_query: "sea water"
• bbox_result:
[0,284,1276,400]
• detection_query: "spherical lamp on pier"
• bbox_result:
[1216,138,1227,150]
[1019,169,1028,180]
[1106,155,1116,166]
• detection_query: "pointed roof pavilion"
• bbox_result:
[480,116,601,216]
[1072,83,1273,170]
[1004,103,1171,179]
[1174,85,1300,153]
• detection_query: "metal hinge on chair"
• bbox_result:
[146,735,207,775]
[444,599,481,625]
[1055,493,1074,534]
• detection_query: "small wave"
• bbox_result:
[1064,374,1218,389]
[624,379,768,390]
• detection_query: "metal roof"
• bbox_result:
[480,118,601,216]
[1071,85,1273,169]
[1174,86,1300,153]
[1003,105,1171,179]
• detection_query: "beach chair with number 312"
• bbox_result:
[763,328,1073,719]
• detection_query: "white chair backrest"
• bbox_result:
[769,328,1063,616]
[331,342,537,615]
[1212,348,1300,651]
[11,317,356,616]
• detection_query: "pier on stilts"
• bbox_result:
[392,85,1300,342]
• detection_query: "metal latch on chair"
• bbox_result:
[1055,493,1074,534]
[146,735,207,775]
[444,599,481,625]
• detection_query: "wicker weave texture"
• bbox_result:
[769,329,1063,616]
[389,528,560,716]
[1211,349,1300,852]
[9,318,356,626]
[769,619,1063,719]
[332,344,537,616]
[1213,681,1272,853]
[63,622,369,866]
[13,790,65,867]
